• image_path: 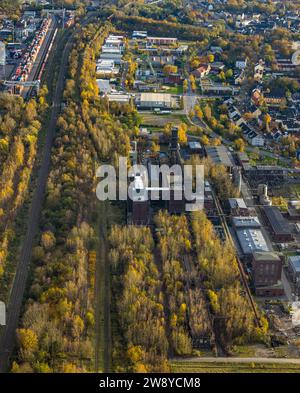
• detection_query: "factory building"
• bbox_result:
[251,252,283,296]
[136,93,173,109]
[127,127,187,224]
[146,36,178,46]
[204,146,235,171]
[232,216,270,258]
[244,165,287,186]
[288,256,300,290]
[127,171,150,226]
[236,228,270,256]
[262,206,294,242]
[96,59,119,75]
[227,198,249,216]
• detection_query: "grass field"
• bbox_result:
[171,360,300,373]
[163,85,184,94]
[140,113,184,128]
[290,184,300,199]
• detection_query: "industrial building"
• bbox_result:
[244,165,287,186]
[132,31,148,39]
[127,127,187,224]
[97,79,112,95]
[232,216,270,257]
[107,93,131,103]
[232,216,261,229]
[136,93,173,109]
[96,59,118,75]
[204,181,214,212]
[228,198,249,216]
[262,206,294,242]
[127,171,150,226]
[146,36,178,46]
[251,252,283,296]
[236,151,250,167]
[288,256,300,288]
[236,228,270,255]
[99,53,123,64]
[103,35,124,50]
[204,146,235,170]
[188,141,203,155]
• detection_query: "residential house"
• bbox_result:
[235,58,248,70]
[264,88,286,107]
[192,63,211,79]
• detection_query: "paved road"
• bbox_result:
[173,356,300,364]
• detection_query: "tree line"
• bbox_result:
[0,88,48,298]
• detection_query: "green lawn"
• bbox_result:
[164,85,184,94]
[290,184,300,199]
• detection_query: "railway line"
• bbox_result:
[0,12,99,373]
[1,16,58,99]
[22,16,58,99]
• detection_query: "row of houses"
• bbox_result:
[226,100,265,147]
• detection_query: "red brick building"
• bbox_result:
[262,206,294,243]
[251,251,284,296]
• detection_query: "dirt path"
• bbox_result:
[172,356,300,364]
[95,201,111,373]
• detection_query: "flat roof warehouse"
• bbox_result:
[236,228,270,254]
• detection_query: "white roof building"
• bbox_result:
[232,216,261,229]
[107,93,131,103]
[236,228,270,255]
[228,198,247,210]
[137,93,173,108]
[97,79,112,95]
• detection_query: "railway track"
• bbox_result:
[0,13,98,373]
[23,16,58,99]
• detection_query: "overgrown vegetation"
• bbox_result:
[13,20,138,373]
[0,89,48,297]
[191,211,268,349]
[109,225,169,372]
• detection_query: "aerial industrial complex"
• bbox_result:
[1,0,300,379]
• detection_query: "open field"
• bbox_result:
[171,360,300,373]
[140,113,183,128]
[163,85,184,94]
[140,112,190,129]
[290,184,300,199]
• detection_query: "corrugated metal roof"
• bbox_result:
[264,206,292,235]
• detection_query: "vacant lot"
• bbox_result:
[140,113,183,128]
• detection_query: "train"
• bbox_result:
[9,18,52,94]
